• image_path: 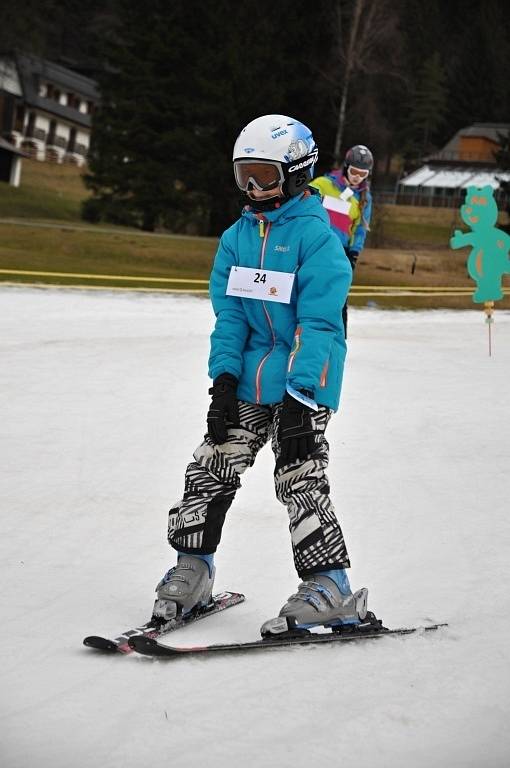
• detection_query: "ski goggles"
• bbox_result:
[234,159,285,192]
[347,166,370,181]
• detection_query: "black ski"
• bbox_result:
[128,618,447,658]
[83,590,245,654]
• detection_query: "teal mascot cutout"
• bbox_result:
[450,185,510,302]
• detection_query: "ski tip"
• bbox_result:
[128,636,188,657]
[128,636,162,655]
[83,635,119,652]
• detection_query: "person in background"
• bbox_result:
[310,145,374,336]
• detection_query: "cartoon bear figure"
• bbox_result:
[450,185,510,302]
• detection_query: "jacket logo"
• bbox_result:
[274,245,290,252]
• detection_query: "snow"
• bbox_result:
[1,285,510,768]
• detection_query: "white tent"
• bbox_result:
[399,165,436,186]
[399,165,510,190]
[421,170,474,188]
[461,171,510,189]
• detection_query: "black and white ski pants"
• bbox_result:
[167,400,350,577]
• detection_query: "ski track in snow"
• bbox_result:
[1,285,509,768]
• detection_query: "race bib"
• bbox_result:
[226,266,295,304]
[323,194,351,215]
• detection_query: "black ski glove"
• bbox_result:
[207,373,239,445]
[279,391,317,464]
[346,249,359,271]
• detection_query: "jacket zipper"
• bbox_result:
[254,218,275,404]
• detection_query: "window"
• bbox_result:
[67,127,76,152]
[14,104,24,132]
[46,119,56,145]
[25,112,35,137]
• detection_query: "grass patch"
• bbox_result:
[1,160,509,309]
[371,204,509,249]
[0,222,217,290]
[0,159,90,220]
[382,220,454,246]
[1,222,508,309]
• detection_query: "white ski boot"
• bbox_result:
[152,554,215,621]
[260,572,368,637]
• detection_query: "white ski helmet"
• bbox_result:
[233,114,318,205]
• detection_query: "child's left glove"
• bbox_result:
[207,373,239,445]
[278,392,317,463]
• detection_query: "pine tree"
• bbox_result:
[84,0,204,231]
[496,131,510,170]
[405,51,448,159]
[84,0,337,234]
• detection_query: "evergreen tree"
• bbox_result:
[85,0,337,234]
[446,0,510,130]
[0,0,54,56]
[85,0,203,231]
[9,0,504,227]
[496,130,510,170]
[405,51,448,160]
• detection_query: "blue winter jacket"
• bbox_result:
[208,190,352,411]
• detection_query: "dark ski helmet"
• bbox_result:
[344,145,374,175]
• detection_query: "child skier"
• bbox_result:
[153,115,371,637]
[310,145,374,336]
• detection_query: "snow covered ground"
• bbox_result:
[1,285,509,768]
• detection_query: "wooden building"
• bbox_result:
[0,52,99,167]
[397,124,510,208]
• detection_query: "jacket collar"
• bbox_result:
[241,192,307,223]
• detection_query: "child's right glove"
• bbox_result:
[206,373,239,445]
[346,248,358,270]
[278,391,317,464]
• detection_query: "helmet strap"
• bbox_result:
[245,185,288,212]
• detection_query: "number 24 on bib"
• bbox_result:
[226,266,295,304]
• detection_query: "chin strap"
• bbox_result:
[245,188,288,212]
[244,187,311,213]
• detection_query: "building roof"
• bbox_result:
[17,53,99,99]
[440,123,509,156]
[399,165,510,189]
[455,123,509,142]
[14,53,99,129]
